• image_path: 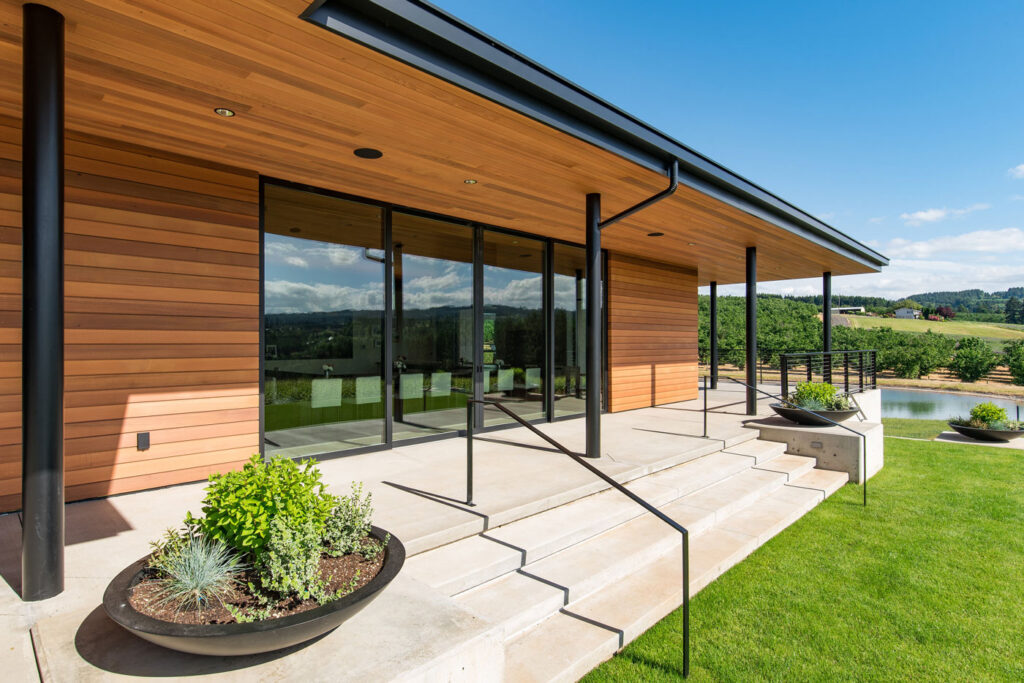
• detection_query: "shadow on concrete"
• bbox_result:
[73,606,328,677]
[0,498,133,597]
[381,481,490,527]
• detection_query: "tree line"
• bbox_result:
[699,295,1024,385]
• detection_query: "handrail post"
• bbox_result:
[805,354,812,384]
[871,350,877,389]
[465,401,474,506]
[682,530,690,678]
[702,375,708,438]
[858,351,865,392]
[780,356,789,397]
[844,352,850,393]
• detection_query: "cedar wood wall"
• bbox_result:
[607,253,699,411]
[0,116,260,512]
[0,121,697,511]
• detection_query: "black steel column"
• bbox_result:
[22,3,65,601]
[472,226,484,428]
[709,281,718,390]
[745,247,757,415]
[822,271,832,384]
[585,194,601,458]
[543,241,554,421]
[382,208,393,444]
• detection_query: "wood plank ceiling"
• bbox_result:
[0,0,879,285]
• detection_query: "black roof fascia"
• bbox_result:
[302,0,888,270]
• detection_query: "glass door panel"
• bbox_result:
[391,212,474,440]
[263,184,385,458]
[483,231,546,426]
[553,244,587,418]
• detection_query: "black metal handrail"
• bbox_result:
[779,349,877,396]
[464,398,691,677]
[717,376,868,507]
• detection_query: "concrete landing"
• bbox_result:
[746,415,884,484]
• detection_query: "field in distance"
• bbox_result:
[843,316,1024,344]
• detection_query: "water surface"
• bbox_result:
[881,388,1023,421]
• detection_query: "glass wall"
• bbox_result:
[261,181,604,459]
[262,184,385,457]
[482,231,546,425]
[391,212,474,441]
[553,244,588,418]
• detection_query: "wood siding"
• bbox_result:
[607,253,698,412]
[0,116,259,511]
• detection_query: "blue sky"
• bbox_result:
[432,0,1024,298]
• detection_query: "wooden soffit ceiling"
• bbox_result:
[0,0,882,286]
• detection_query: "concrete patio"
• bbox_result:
[2,385,858,681]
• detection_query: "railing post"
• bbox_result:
[702,375,707,438]
[780,356,789,398]
[844,352,850,393]
[858,351,865,391]
[682,532,690,678]
[709,281,718,390]
[805,354,812,384]
[465,401,474,506]
[871,350,877,389]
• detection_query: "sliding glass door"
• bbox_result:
[261,180,603,458]
[262,184,385,458]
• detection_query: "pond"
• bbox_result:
[882,388,1023,421]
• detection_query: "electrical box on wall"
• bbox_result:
[137,432,150,451]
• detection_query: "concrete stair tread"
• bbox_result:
[753,453,816,480]
[408,445,780,596]
[503,477,846,682]
[788,468,849,496]
[720,438,788,463]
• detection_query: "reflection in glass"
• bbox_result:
[391,213,474,440]
[483,232,546,425]
[263,184,384,457]
[553,244,587,417]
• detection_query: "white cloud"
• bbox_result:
[878,228,1024,259]
[1008,164,1024,179]
[816,212,836,221]
[1011,194,1024,202]
[265,280,383,314]
[284,256,308,268]
[899,203,990,226]
[868,216,884,224]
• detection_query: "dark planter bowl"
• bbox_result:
[770,403,859,427]
[948,423,1024,443]
[103,526,404,657]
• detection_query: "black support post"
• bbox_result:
[585,194,601,458]
[472,227,484,428]
[745,247,757,415]
[543,242,554,421]
[21,3,65,602]
[709,281,718,390]
[823,271,832,384]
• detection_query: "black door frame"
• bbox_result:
[258,176,607,462]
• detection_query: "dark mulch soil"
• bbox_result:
[128,537,385,626]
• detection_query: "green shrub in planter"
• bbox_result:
[970,402,1007,426]
[789,382,851,411]
[189,455,337,561]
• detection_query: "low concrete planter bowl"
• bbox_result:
[770,403,859,427]
[103,526,404,657]
[948,423,1024,443]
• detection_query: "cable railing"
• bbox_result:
[464,398,691,677]
[711,376,869,507]
[779,350,877,396]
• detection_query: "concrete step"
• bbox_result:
[720,438,788,464]
[753,453,817,482]
[454,459,792,638]
[406,448,772,596]
[503,474,845,682]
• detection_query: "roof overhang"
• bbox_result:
[304,0,888,274]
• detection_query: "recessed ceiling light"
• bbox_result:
[647,232,664,237]
[354,148,383,159]
[464,179,478,184]
[213,107,235,117]
[688,242,696,246]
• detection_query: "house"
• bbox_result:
[894,307,922,319]
[8,3,887,663]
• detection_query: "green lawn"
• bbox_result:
[881,417,949,440]
[584,438,1024,682]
